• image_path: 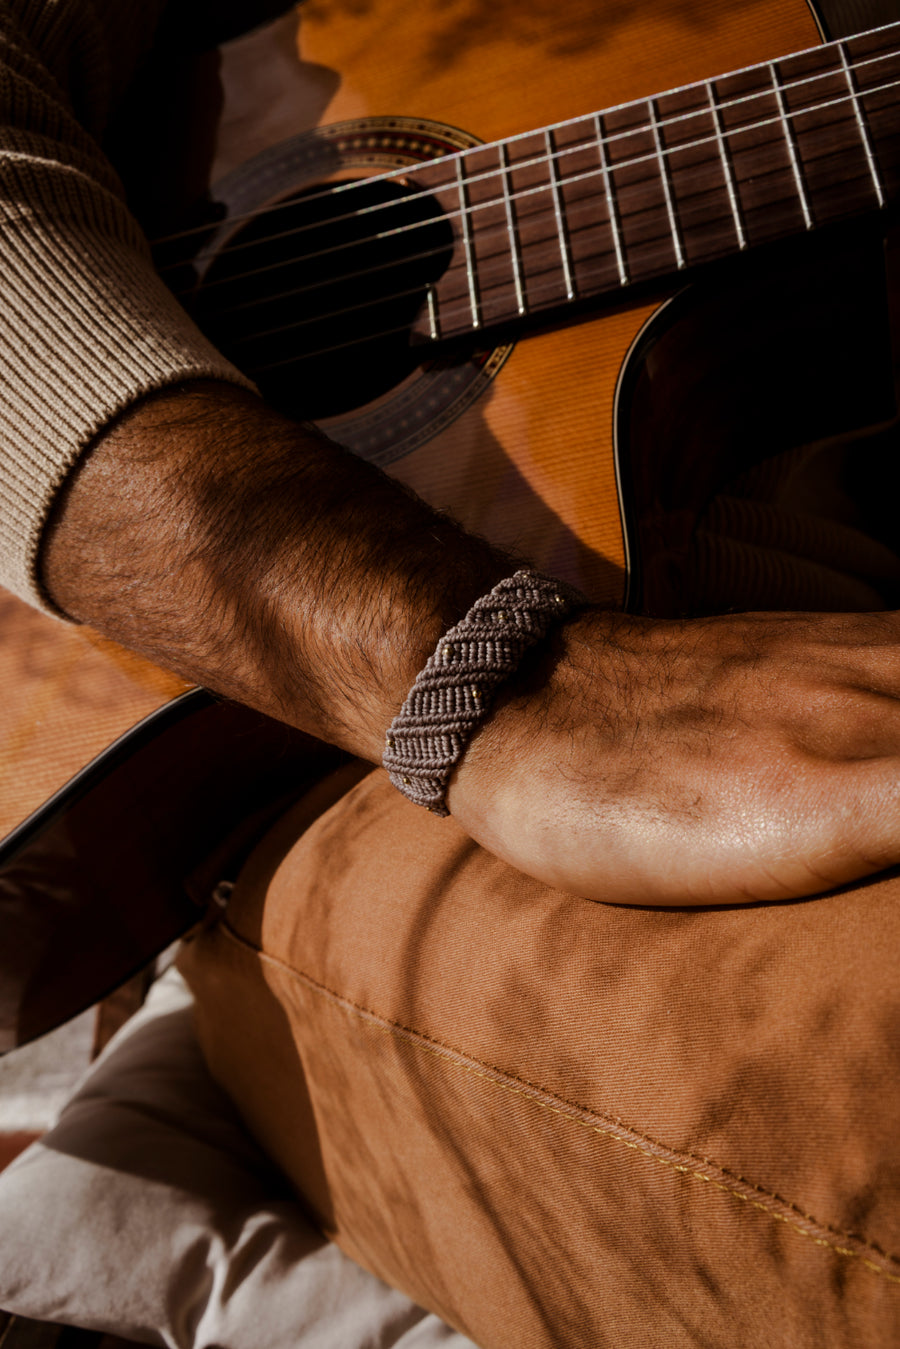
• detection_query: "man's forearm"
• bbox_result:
[41,379,513,761]
[38,378,900,910]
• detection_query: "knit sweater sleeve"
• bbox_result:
[0,0,254,611]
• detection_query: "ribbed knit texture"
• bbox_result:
[383,571,586,815]
[0,0,254,611]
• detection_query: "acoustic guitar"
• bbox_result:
[2,0,900,1051]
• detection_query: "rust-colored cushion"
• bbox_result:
[180,764,900,1348]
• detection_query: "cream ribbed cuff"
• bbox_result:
[0,0,254,613]
[0,198,254,612]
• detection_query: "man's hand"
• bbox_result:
[448,607,900,906]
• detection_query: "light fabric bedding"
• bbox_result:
[0,967,478,1349]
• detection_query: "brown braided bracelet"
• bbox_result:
[382,569,587,815]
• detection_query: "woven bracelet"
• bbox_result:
[382,569,587,816]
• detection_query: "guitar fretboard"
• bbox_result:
[405,21,900,343]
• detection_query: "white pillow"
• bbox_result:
[0,967,477,1349]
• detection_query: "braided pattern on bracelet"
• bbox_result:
[383,570,586,815]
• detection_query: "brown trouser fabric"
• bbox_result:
[179,762,900,1349]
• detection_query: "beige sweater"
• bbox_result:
[0,0,250,611]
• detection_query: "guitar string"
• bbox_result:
[227,136,890,370]
[152,38,898,277]
[223,93,891,366]
[169,67,900,343]
[226,69,897,368]
[243,199,815,372]
[162,66,900,324]
[179,91,892,330]
[200,163,807,351]
[158,69,899,321]
[192,152,893,363]
[234,160,831,360]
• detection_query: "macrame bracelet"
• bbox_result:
[383,569,587,816]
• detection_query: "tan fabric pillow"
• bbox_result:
[181,768,900,1348]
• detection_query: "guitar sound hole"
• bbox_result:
[194,178,455,420]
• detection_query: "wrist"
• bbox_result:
[383,571,587,814]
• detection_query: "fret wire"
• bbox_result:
[455,155,481,329]
[838,40,885,207]
[544,127,575,300]
[706,80,746,249]
[769,61,813,229]
[426,285,440,341]
[498,143,527,315]
[647,97,685,269]
[594,113,629,286]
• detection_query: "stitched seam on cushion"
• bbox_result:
[218,918,900,1287]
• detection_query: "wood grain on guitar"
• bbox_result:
[0,596,185,840]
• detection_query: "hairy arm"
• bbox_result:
[42,378,900,910]
[41,380,513,761]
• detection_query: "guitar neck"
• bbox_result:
[408,20,900,344]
